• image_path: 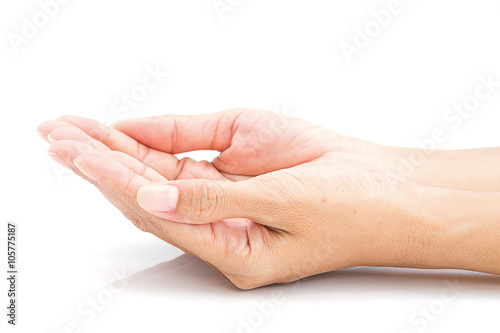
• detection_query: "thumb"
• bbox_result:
[136,179,271,225]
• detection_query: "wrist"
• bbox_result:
[347,140,429,185]
[376,144,500,192]
[369,183,500,274]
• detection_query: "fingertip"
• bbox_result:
[36,121,52,143]
[110,118,138,130]
[57,115,77,122]
[111,117,151,132]
[72,155,83,169]
[110,119,127,129]
[38,131,50,143]
[47,151,71,170]
[110,118,141,133]
[36,123,46,135]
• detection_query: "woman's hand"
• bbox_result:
[37,109,500,288]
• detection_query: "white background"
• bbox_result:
[1,0,499,332]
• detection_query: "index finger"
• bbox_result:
[111,108,246,154]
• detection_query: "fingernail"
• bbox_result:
[37,130,49,143]
[137,185,179,213]
[47,134,57,143]
[47,152,70,170]
[73,157,95,180]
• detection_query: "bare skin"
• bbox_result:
[37,109,500,289]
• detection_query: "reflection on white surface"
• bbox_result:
[120,253,235,295]
[104,255,500,333]
[122,254,500,299]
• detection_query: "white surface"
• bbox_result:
[1,0,499,332]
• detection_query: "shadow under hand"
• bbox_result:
[277,267,500,301]
[119,253,236,297]
[119,254,500,299]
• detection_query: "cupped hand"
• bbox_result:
[38,109,414,289]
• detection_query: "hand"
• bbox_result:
[38,109,500,288]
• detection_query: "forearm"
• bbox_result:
[366,184,500,274]
[382,146,500,192]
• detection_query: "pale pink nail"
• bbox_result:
[47,152,70,170]
[137,185,179,213]
[47,134,57,143]
[73,157,95,180]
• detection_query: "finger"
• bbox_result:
[37,120,82,143]
[43,117,242,183]
[72,151,214,253]
[135,178,289,229]
[41,118,179,181]
[175,157,230,182]
[47,141,136,223]
[219,171,251,182]
[48,140,164,183]
[48,125,110,152]
[49,140,189,250]
[48,140,99,170]
[111,109,246,154]
[54,115,249,182]
[57,115,180,179]
[47,141,130,207]
[64,147,255,251]
[103,150,167,183]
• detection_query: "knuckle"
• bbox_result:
[88,123,110,143]
[175,157,195,179]
[137,143,151,161]
[110,168,135,196]
[187,181,221,222]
